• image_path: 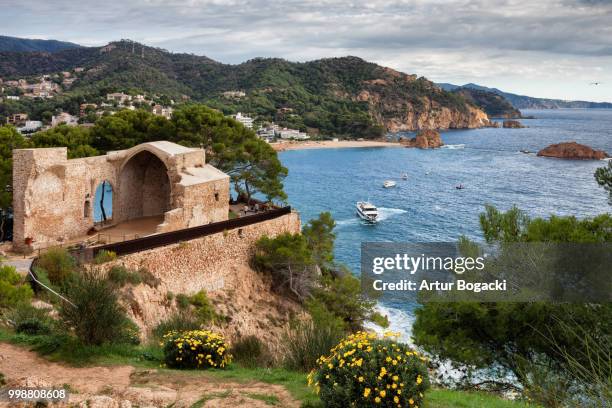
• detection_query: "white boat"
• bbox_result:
[401,173,408,180]
[383,180,396,188]
[356,201,379,223]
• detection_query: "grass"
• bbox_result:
[242,391,280,405]
[426,389,538,408]
[0,328,162,367]
[0,328,540,408]
[200,366,321,406]
[190,390,231,407]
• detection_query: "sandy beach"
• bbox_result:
[271,140,402,151]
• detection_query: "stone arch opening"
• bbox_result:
[118,150,171,223]
[94,180,113,223]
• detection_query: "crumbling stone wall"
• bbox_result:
[103,210,302,343]
[12,142,230,252]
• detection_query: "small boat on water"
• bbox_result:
[455,184,466,190]
[356,201,379,223]
[383,180,397,188]
[401,173,408,180]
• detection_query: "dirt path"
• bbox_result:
[0,343,300,407]
[0,343,134,394]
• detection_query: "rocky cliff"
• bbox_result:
[537,142,609,160]
[355,69,493,132]
[400,129,444,148]
[503,120,525,128]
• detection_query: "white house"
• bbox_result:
[233,112,254,129]
[51,112,78,127]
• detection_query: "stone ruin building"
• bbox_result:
[12,141,230,252]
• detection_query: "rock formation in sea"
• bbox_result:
[537,142,609,160]
[502,120,525,128]
[400,129,444,149]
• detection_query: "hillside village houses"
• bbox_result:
[51,112,78,127]
[232,112,254,129]
[222,90,246,99]
[18,121,43,135]
[6,113,29,126]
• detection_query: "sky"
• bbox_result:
[2,0,612,102]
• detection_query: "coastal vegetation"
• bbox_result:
[0,40,488,137]
[309,331,430,407]
[452,87,522,118]
[414,200,612,406]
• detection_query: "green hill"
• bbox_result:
[452,87,522,118]
[0,40,491,138]
[0,35,81,53]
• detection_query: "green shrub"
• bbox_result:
[36,248,76,284]
[189,290,218,323]
[115,318,141,345]
[152,313,201,340]
[7,303,50,326]
[369,311,390,328]
[0,264,33,307]
[16,317,51,335]
[283,319,344,372]
[94,250,117,264]
[175,294,190,310]
[162,330,232,369]
[232,335,271,368]
[59,270,129,345]
[309,331,430,407]
[107,265,142,286]
[138,268,160,287]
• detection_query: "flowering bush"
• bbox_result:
[162,330,232,369]
[308,331,430,407]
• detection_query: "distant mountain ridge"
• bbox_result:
[437,82,612,109]
[0,39,493,137]
[0,35,82,53]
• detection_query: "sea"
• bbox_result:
[278,109,612,341]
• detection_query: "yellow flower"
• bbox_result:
[358,376,364,382]
[409,398,414,405]
[380,390,386,398]
[392,375,399,381]
[394,396,399,403]
[416,375,423,385]
[364,388,371,398]
[374,397,381,403]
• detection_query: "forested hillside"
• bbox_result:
[0,40,492,137]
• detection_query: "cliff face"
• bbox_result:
[355,73,492,132]
[537,142,609,160]
[400,129,444,148]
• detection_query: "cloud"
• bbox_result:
[2,0,612,100]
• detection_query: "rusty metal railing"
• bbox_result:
[92,206,292,257]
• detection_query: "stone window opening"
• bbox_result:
[214,192,219,202]
[84,200,91,218]
[238,228,244,238]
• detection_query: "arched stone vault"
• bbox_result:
[12,141,230,252]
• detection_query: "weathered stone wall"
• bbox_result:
[12,149,117,250]
[12,142,230,252]
[104,211,302,344]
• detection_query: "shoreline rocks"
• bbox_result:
[502,120,525,128]
[400,129,444,149]
[537,142,609,160]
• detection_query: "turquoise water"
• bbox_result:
[93,181,113,222]
[279,109,612,337]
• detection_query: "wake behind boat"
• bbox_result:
[356,201,379,223]
[383,180,396,188]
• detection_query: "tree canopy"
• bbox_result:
[413,205,612,397]
[0,105,288,213]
